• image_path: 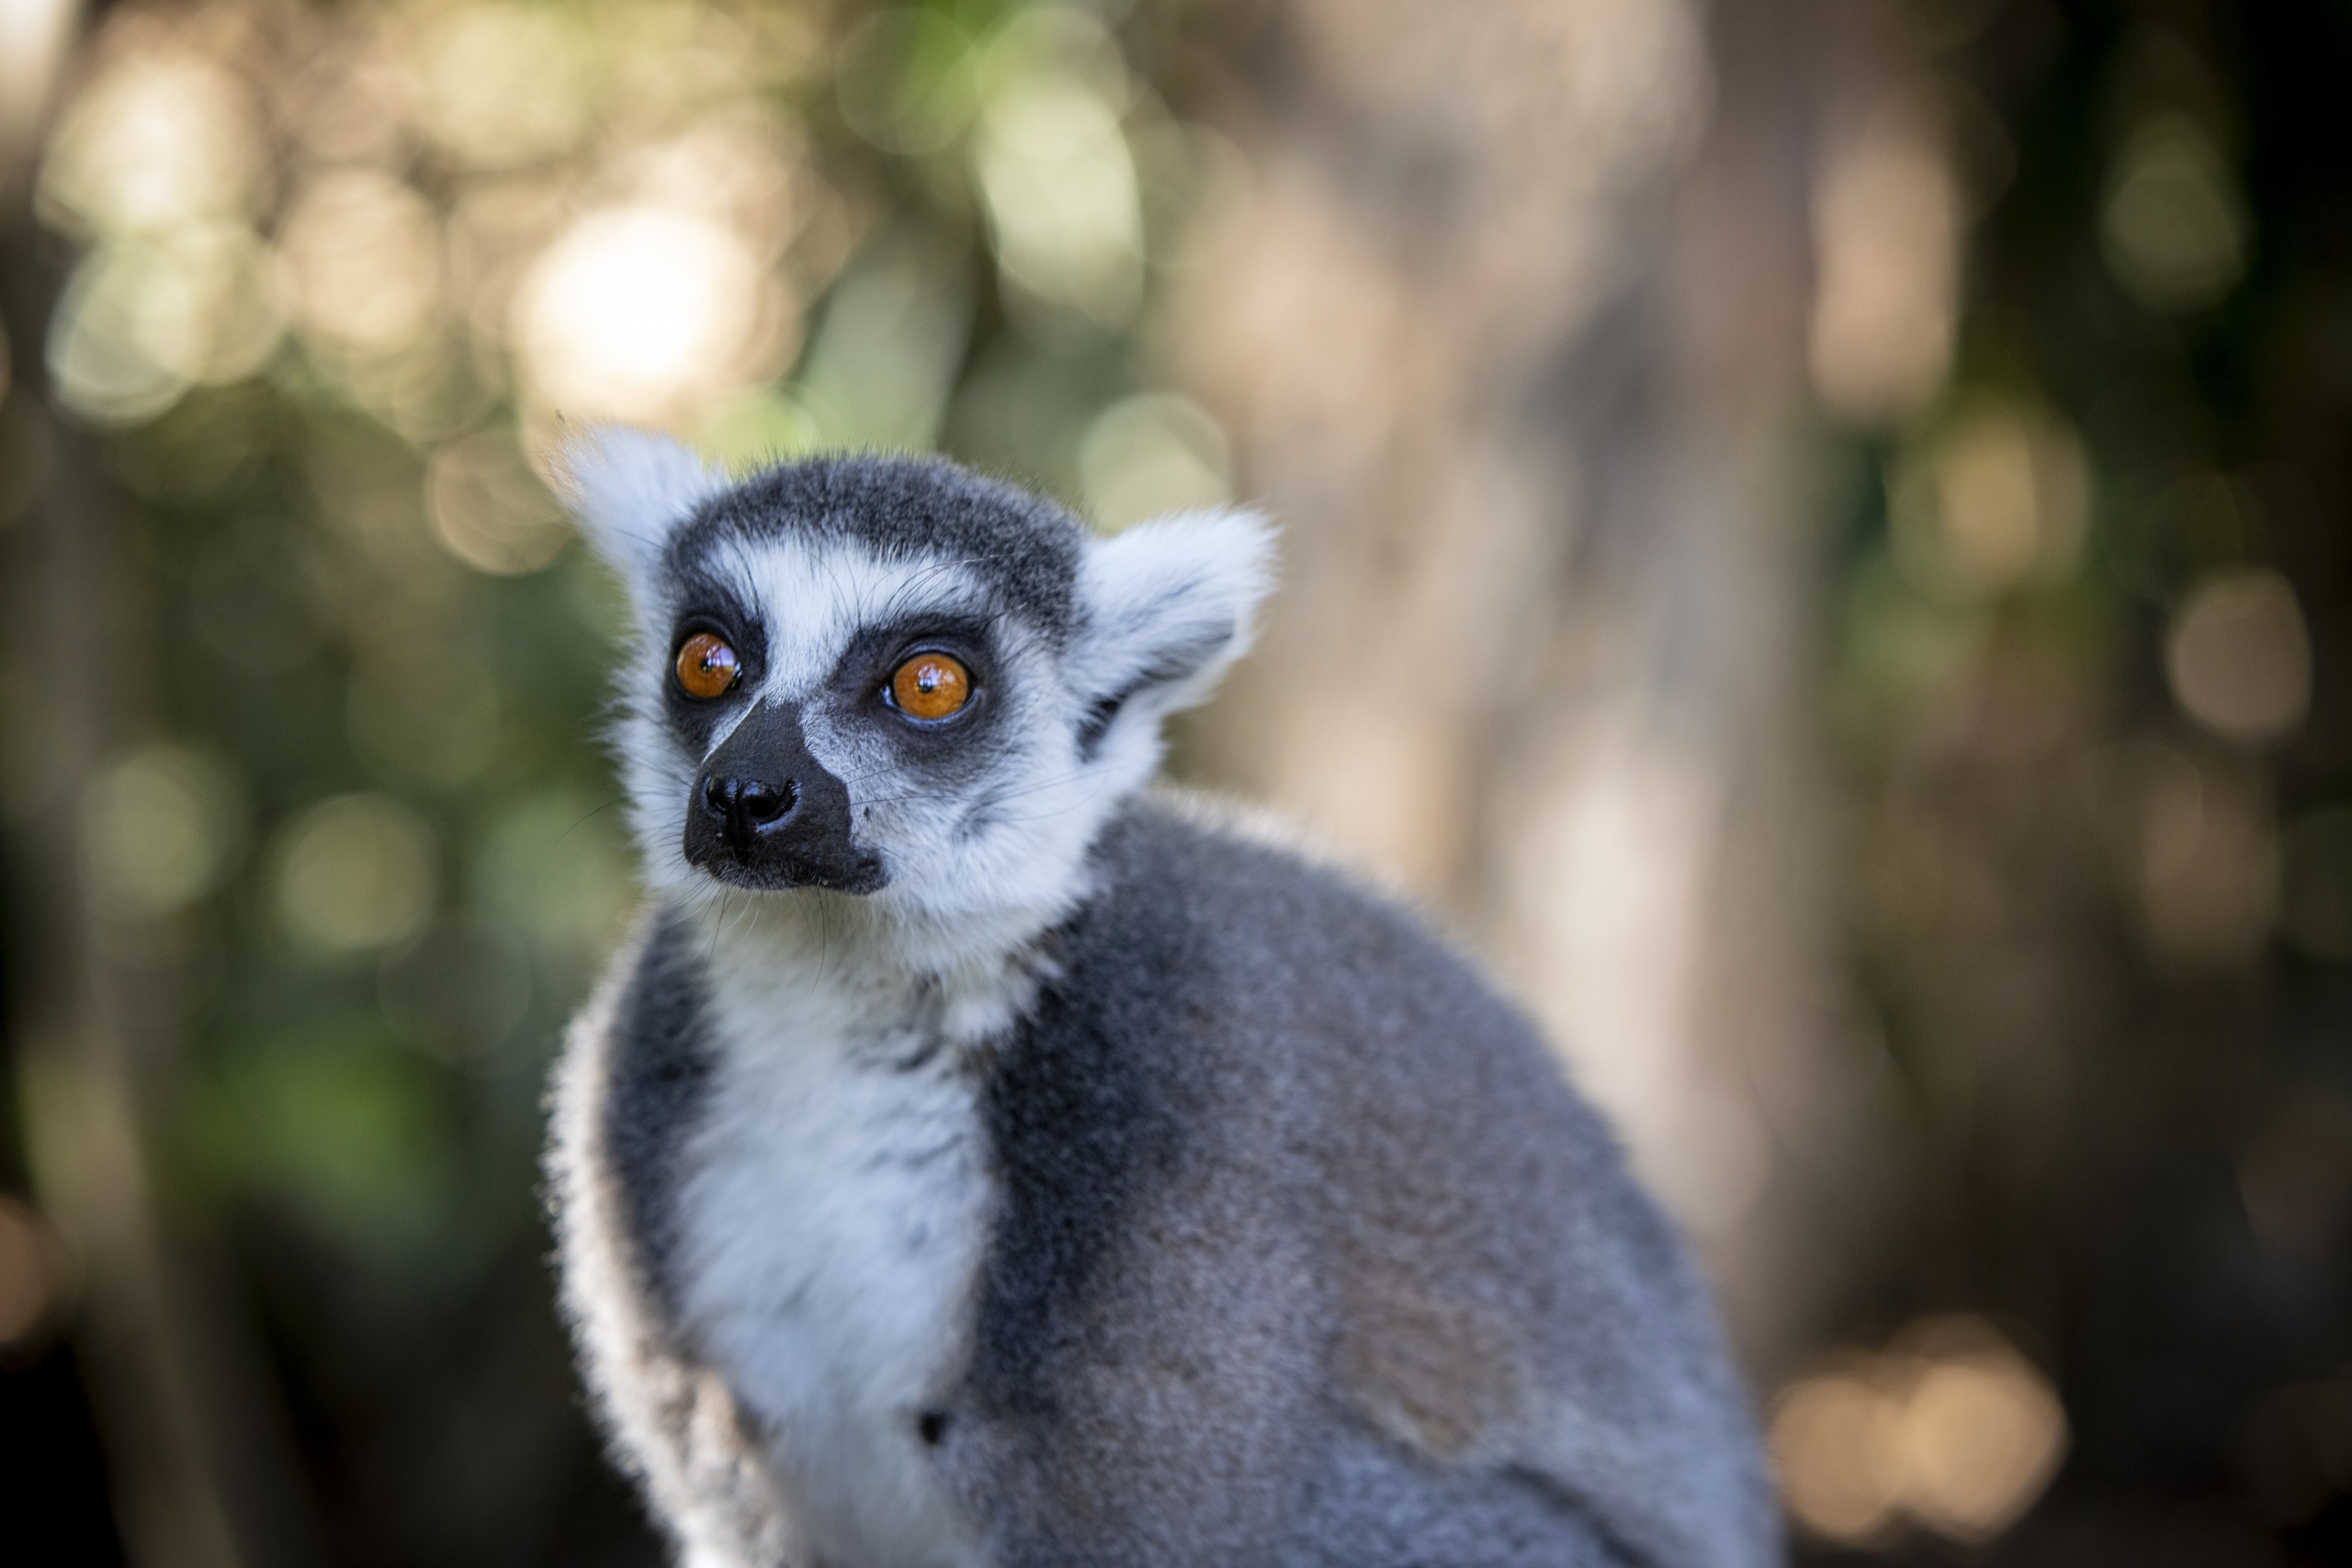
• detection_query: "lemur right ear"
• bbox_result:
[552,425,729,589]
[1073,507,1278,750]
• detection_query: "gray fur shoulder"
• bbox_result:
[953,796,1780,1568]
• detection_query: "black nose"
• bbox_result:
[683,701,886,894]
[702,773,798,847]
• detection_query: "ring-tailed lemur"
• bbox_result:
[545,429,1779,1568]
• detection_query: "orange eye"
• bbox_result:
[674,632,741,700]
[889,652,971,720]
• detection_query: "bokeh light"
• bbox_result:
[80,743,248,918]
[2165,570,2312,745]
[1887,393,2089,604]
[425,426,571,574]
[1080,392,1232,528]
[967,7,1146,333]
[37,49,262,239]
[279,170,445,355]
[605,110,808,264]
[2102,112,2250,314]
[835,7,978,155]
[1810,85,1961,424]
[513,204,775,423]
[414,4,599,171]
[1897,1326,2071,1543]
[273,793,439,955]
[47,225,286,425]
[1770,1319,2068,1550]
[1770,1369,1906,1544]
[974,71,1144,328]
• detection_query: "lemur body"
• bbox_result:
[548,433,1779,1568]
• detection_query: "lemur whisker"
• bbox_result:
[816,893,836,988]
[558,796,629,845]
[861,762,1108,817]
[852,760,1107,816]
[966,774,1127,829]
[705,890,727,968]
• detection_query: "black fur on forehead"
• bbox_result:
[669,455,1086,639]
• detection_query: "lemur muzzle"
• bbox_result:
[684,700,887,895]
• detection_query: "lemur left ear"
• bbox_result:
[1073,507,1277,746]
[552,425,729,592]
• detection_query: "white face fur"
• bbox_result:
[560,428,1275,979]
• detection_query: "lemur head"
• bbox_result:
[560,428,1274,957]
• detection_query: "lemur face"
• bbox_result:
[560,429,1273,949]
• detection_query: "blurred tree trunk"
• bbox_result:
[1167,0,1893,1370]
[3,48,310,1568]
[1,319,247,1568]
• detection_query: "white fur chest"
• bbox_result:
[672,937,995,1568]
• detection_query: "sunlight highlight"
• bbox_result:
[513,205,769,423]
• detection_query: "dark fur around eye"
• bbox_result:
[831,618,994,723]
[663,598,765,751]
[823,616,1012,784]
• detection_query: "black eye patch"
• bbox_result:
[662,579,766,752]
[820,615,1010,778]
[827,615,995,714]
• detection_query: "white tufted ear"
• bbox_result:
[1074,507,1277,746]
[552,425,730,589]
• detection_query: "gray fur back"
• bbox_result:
[943,799,1779,1567]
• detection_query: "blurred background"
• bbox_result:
[0,0,2346,1562]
